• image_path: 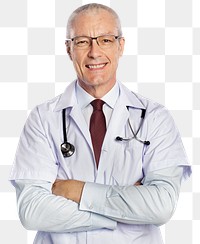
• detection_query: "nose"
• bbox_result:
[87,39,102,58]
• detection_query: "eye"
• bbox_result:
[102,38,113,43]
[77,40,88,45]
[99,36,115,46]
[75,37,90,46]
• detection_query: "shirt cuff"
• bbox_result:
[80,182,109,215]
[80,182,117,229]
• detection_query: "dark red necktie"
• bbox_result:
[90,99,106,167]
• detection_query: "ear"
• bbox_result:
[67,47,73,60]
[118,37,125,57]
[65,41,73,60]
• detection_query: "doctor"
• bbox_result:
[10,3,191,244]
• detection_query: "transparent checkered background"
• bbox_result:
[0,0,199,243]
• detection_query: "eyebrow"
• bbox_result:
[72,32,117,37]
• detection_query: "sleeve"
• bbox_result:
[142,106,191,179]
[79,166,183,226]
[10,106,58,182]
[14,179,117,232]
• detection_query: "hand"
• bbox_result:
[134,181,142,186]
[52,179,85,204]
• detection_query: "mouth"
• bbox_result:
[85,63,107,70]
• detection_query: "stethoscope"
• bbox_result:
[60,109,75,157]
[115,108,150,146]
[60,107,150,157]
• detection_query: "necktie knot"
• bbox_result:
[91,99,105,111]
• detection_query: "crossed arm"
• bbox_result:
[52,166,182,225]
[14,166,183,233]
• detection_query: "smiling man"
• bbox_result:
[65,7,124,98]
[10,3,191,244]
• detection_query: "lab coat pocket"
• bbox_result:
[112,144,144,186]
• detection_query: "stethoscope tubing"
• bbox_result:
[60,107,150,157]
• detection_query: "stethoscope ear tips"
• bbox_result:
[61,142,75,157]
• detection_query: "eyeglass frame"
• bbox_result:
[65,34,122,49]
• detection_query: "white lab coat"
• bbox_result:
[10,80,191,244]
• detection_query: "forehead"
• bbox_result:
[70,10,118,36]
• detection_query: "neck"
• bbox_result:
[77,78,116,98]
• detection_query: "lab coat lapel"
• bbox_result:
[69,104,93,149]
[107,101,129,139]
[54,81,93,150]
[103,82,145,154]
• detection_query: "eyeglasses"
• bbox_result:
[65,35,121,49]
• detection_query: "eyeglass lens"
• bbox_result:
[73,35,119,49]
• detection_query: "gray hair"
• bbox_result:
[66,3,122,38]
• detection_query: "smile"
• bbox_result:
[85,63,107,69]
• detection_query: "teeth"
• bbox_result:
[88,64,106,69]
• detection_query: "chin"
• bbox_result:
[84,76,106,86]
[79,74,115,88]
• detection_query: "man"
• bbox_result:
[10,3,191,244]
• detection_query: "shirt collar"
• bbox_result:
[76,81,120,109]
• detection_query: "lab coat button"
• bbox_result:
[89,204,93,210]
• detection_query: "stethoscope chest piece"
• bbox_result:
[61,142,75,157]
[60,108,75,157]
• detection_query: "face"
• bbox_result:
[67,10,125,97]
